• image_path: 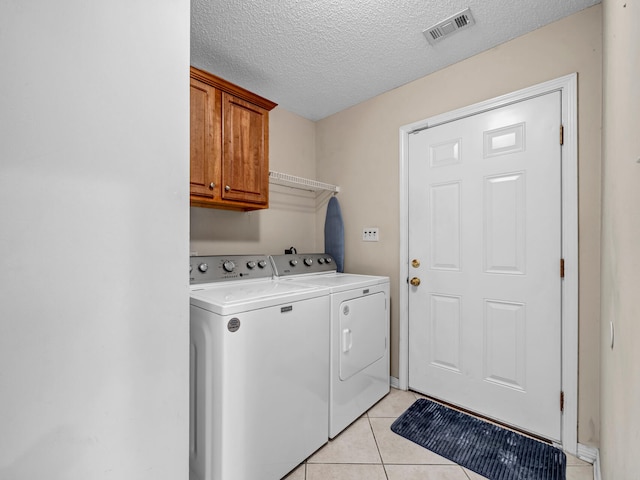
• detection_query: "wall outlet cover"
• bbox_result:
[362,227,379,242]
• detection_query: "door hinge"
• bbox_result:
[560,125,564,145]
[560,391,565,412]
[560,258,565,278]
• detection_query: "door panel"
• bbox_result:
[429,294,462,373]
[408,92,562,441]
[190,78,220,200]
[483,299,526,391]
[483,172,526,274]
[221,93,269,205]
[430,182,461,270]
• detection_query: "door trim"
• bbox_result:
[398,73,578,454]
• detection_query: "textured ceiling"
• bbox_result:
[191,0,600,121]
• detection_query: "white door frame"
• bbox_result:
[398,74,578,454]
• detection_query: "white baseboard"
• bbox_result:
[593,448,601,480]
[390,376,400,389]
[577,443,597,463]
[576,443,600,480]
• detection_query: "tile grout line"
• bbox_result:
[367,413,390,480]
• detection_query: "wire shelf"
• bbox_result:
[269,170,340,193]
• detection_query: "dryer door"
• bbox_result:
[339,292,386,381]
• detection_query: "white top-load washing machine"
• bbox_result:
[270,253,390,438]
[189,255,330,480]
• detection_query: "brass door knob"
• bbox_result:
[410,277,421,287]
[411,259,421,268]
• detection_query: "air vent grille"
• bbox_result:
[455,14,470,28]
[423,8,476,46]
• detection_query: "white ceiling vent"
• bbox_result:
[423,8,476,45]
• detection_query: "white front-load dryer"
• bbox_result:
[271,254,390,438]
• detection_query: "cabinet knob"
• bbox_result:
[209,182,215,189]
[225,185,231,192]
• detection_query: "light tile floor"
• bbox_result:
[284,388,594,480]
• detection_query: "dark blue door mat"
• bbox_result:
[390,398,566,480]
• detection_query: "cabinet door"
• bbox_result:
[221,92,269,205]
[190,78,221,201]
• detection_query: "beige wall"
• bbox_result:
[315,5,602,446]
[190,107,320,255]
[600,0,640,477]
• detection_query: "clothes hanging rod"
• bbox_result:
[269,170,340,193]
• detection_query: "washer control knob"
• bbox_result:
[318,258,325,264]
[198,263,208,273]
[246,261,256,270]
[289,259,298,267]
[257,260,268,268]
[223,261,236,273]
[325,257,333,264]
[304,258,313,266]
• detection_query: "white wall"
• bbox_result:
[190,107,320,256]
[600,0,640,477]
[0,1,190,479]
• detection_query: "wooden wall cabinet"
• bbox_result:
[190,66,277,211]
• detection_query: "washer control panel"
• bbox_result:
[190,255,273,284]
[270,253,337,277]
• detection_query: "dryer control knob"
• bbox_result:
[318,258,325,264]
[246,261,256,269]
[223,261,235,273]
[257,260,267,268]
[304,258,313,266]
[289,259,298,267]
[325,257,333,264]
[198,263,208,273]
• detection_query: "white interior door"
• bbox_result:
[408,92,563,441]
